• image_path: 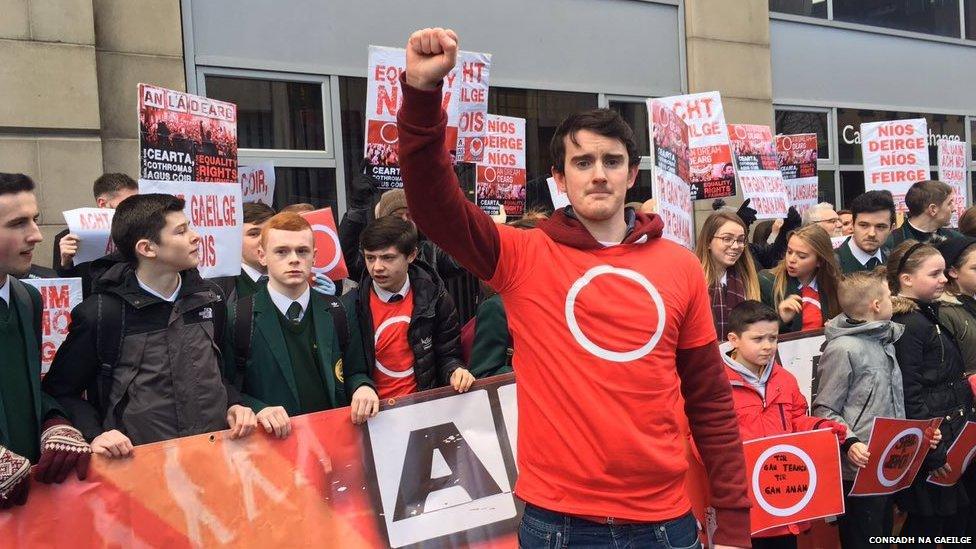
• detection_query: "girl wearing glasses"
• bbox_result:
[695,211,761,339]
[759,224,841,333]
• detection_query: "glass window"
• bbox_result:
[774,109,831,161]
[609,101,651,157]
[273,167,338,213]
[488,87,599,183]
[968,0,976,39]
[205,76,325,150]
[833,0,962,38]
[338,76,368,198]
[626,170,654,204]
[839,170,863,209]
[971,118,976,162]
[769,0,828,18]
[836,108,966,165]
[818,170,837,207]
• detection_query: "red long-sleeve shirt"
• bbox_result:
[397,75,751,548]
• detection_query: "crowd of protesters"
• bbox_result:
[2,26,976,549]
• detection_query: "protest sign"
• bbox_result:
[546,177,570,210]
[743,429,844,534]
[456,51,492,163]
[649,99,693,248]
[927,421,976,486]
[656,91,735,200]
[739,171,790,219]
[861,119,929,212]
[301,207,349,280]
[831,236,847,250]
[139,83,237,183]
[937,139,968,227]
[138,180,243,278]
[850,417,941,496]
[776,134,819,217]
[728,124,779,172]
[777,330,826,411]
[62,207,116,264]
[476,115,526,216]
[22,278,82,374]
[239,162,276,205]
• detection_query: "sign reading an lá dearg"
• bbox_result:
[139,83,237,182]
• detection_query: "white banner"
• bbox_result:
[22,278,83,374]
[937,139,968,227]
[239,162,276,205]
[62,207,116,264]
[738,171,790,220]
[777,332,826,411]
[776,134,819,218]
[648,99,694,248]
[861,118,929,212]
[138,180,243,278]
[476,115,526,216]
[546,177,570,210]
[456,51,492,163]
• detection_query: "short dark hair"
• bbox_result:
[960,207,976,237]
[360,215,418,257]
[243,201,276,225]
[111,193,186,264]
[549,109,640,174]
[905,180,952,217]
[0,173,35,197]
[728,300,779,335]
[850,190,896,226]
[92,173,137,200]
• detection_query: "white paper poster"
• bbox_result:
[861,118,929,212]
[239,162,276,205]
[937,139,968,227]
[62,207,116,264]
[22,278,83,373]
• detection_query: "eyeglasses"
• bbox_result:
[812,217,841,225]
[713,235,747,247]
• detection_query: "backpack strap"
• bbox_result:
[233,294,255,386]
[320,295,349,354]
[94,293,125,412]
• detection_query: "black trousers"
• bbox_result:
[838,481,894,549]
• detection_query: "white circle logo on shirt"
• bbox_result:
[374,315,413,378]
[564,265,666,362]
[751,444,818,517]
[310,223,342,274]
[876,427,924,487]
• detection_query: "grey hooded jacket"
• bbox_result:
[812,313,905,480]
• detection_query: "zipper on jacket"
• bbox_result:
[851,386,875,432]
[778,404,788,430]
[937,324,944,365]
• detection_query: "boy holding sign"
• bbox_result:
[722,300,847,548]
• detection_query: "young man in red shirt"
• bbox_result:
[397,28,750,548]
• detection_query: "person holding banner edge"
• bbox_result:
[887,240,974,542]
[0,173,92,510]
[398,27,749,548]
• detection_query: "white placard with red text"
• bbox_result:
[138,180,243,278]
[648,99,694,248]
[301,208,349,280]
[455,51,492,163]
[476,115,526,216]
[937,139,968,227]
[546,177,570,210]
[62,208,116,265]
[239,162,276,205]
[861,119,929,213]
[22,278,82,374]
[776,134,819,217]
[739,171,790,219]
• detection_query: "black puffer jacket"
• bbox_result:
[891,296,975,515]
[342,261,464,394]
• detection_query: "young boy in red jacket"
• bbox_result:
[723,300,846,549]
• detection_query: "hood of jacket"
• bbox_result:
[89,252,216,307]
[537,206,664,250]
[938,292,965,307]
[824,313,904,344]
[719,341,775,394]
[891,295,920,316]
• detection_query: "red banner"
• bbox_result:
[743,430,844,534]
[301,208,349,281]
[928,421,976,486]
[850,417,941,496]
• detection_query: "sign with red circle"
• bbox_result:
[300,207,349,280]
[850,417,941,496]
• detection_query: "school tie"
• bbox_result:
[865,257,881,269]
[257,275,269,285]
[286,301,302,324]
[0,297,8,320]
[388,294,404,303]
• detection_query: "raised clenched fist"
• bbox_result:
[405,27,459,91]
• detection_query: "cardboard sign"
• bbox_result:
[739,171,790,219]
[777,331,827,411]
[743,429,844,534]
[139,83,238,182]
[239,162,276,205]
[861,118,929,212]
[850,417,941,496]
[656,91,735,200]
[546,177,570,210]
[927,421,976,486]
[937,139,967,227]
[300,208,349,280]
[21,278,82,374]
[455,51,492,163]
[728,124,779,172]
[138,180,243,278]
[476,115,526,216]
[648,99,694,248]
[776,134,819,217]
[62,208,116,264]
